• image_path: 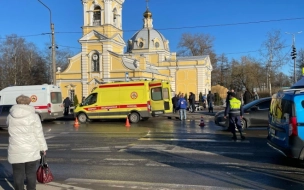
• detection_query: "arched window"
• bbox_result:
[92,53,99,72]
[113,8,117,25]
[93,6,101,26]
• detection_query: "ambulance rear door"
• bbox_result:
[161,81,173,114]
[149,82,165,116]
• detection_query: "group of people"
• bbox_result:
[200,91,215,113]
[171,91,216,121]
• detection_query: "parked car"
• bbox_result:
[267,78,304,160]
[0,105,13,129]
[214,97,271,130]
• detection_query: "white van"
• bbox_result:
[0,84,63,121]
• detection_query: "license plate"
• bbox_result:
[155,111,163,114]
[54,113,58,116]
[270,128,275,135]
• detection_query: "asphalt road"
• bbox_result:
[1,111,304,190]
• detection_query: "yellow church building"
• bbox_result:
[56,0,212,102]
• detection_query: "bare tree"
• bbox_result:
[0,34,48,89]
[260,30,287,95]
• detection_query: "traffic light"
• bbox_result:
[291,45,297,60]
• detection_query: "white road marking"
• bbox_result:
[139,138,250,143]
[65,178,253,190]
[104,158,147,162]
[45,136,55,139]
[37,181,92,190]
[72,147,111,152]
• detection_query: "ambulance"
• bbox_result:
[74,80,172,123]
[0,84,64,121]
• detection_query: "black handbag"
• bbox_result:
[36,155,54,183]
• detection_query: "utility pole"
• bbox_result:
[269,55,272,97]
[38,0,56,85]
[286,31,302,83]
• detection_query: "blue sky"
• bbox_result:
[0,0,303,75]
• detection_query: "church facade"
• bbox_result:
[56,0,212,102]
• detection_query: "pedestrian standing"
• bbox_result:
[207,91,214,113]
[177,93,187,120]
[243,90,251,105]
[188,92,195,113]
[224,92,245,140]
[202,94,207,109]
[63,97,71,115]
[171,94,178,113]
[7,95,48,190]
[253,91,259,100]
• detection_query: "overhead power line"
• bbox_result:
[0,16,303,40]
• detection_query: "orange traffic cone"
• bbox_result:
[125,116,131,127]
[74,117,80,128]
[199,116,205,127]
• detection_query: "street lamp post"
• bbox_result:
[38,0,56,85]
[285,31,302,83]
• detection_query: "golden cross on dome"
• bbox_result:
[146,0,149,9]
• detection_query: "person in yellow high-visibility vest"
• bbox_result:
[224,92,245,140]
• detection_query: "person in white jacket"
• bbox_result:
[7,95,48,190]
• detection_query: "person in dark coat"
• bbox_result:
[188,92,195,113]
[207,91,214,113]
[243,90,251,105]
[171,94,178,113]
[224,92,245,140]
[63,97,71,115]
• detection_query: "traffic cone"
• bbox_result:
[74,117,80,128]
[125,116,131,127]
[199,116,205,127]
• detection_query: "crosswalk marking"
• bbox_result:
[139,137,250,143]
[65,178,253,190]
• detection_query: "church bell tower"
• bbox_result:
[81,0,124,37]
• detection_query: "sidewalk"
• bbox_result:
[0,179,90,190]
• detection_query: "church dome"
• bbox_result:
[127,9,170,53]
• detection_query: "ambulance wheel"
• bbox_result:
[78,113,87,123]
[129,112,140,123]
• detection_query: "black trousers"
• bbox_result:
[64,107,69,115]
[12,161,37,190]
[191,104,195,112]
